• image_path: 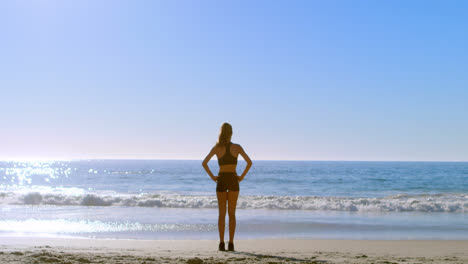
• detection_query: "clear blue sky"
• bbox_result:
[1,1,467,161]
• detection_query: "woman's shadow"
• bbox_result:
[226,250,327,263]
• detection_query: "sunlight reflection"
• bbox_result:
[0,219,215,234]
[1,160,72,186]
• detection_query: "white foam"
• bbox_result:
[0,190,466,213]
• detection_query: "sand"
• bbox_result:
[1,237,467,263]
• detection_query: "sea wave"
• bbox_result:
[0,191,466,213]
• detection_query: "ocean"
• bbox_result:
[0,160,467,240]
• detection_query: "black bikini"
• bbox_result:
[216,143,239,192]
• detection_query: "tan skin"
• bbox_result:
[202,139,252,244]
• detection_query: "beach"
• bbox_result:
[1,160,467,263]
[1,237,467,263]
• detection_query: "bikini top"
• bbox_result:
[218,143,238,166]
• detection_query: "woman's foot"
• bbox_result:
[228,242,234,251]
[218,242,225,251]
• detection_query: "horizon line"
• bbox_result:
[0,158,467,162]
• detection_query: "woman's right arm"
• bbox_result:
[237,145,252,182]
[202,146,218,182]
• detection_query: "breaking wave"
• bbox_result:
[0,190,466,213]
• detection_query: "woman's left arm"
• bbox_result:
[202,147,218,182]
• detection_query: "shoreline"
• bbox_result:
[1,237,467,263]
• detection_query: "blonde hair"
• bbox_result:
[216,123,232,147]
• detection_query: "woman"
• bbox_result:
[202,123,252,251]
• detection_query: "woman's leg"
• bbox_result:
[216,191,228,242]
[227,191,239,243]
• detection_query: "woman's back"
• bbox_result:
[217,143,239,173]
[218,143,238,166]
